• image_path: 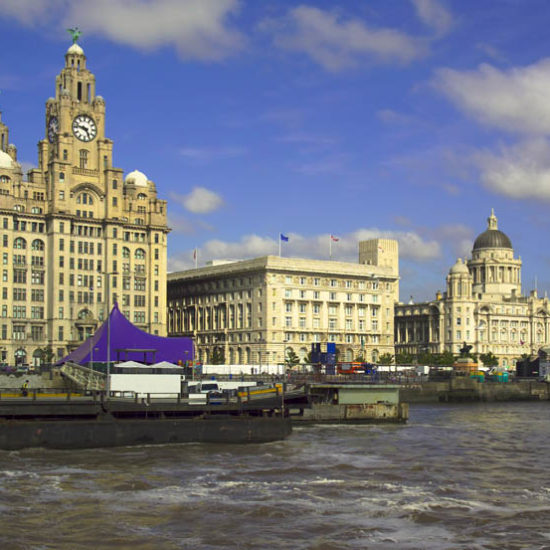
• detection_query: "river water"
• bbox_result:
[1,402,549,549]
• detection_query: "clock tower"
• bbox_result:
[0,39,169,367]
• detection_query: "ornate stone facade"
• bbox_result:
[167,239,399,366]
[0,42,168,366]
[395,210,549,368]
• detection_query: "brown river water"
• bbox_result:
[1,402,549,549]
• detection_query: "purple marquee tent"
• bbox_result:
[58,303,194,365]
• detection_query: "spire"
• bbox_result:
[487,208,498,230]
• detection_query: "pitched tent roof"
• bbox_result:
[58,303,194,365]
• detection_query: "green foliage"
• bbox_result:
[304,351,313,364]
[354,353,365,362]
[432,351,456,366]
[285,349,300,366]
[378,353,394,365]
[416,351,434,365]
[210,347,225,365]
[36,346,55,366]
[479,352,499,367]
[395,352,414,365]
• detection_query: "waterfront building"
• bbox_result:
[167,239,399,366]
[0,41,168,366]
[395,210,549,368]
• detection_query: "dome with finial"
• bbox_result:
[67,43,84,56]
[125,170,148,187]
[450,258,470,275]
[0,150,13,169]
[473,209,512,250]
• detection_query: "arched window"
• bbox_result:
[122,247,130,259]
[31,239,45,251]
[135,248,146,260]
[78,308,92,320]
[137,193,147,200]
[31,207,43,214]
[14,237,27,249]
[14,204,25,212]
[0,175,10,183]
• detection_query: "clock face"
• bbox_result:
[72,114,97,142]
[47,116,59,143]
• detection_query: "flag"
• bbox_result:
[280,233,289,242]
[520,339,525,345]
[193,248,197,260]
[330,235,339,242]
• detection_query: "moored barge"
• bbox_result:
[0,393,291,450]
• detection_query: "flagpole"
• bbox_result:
[278,235,281,257]
[329,234,332,260]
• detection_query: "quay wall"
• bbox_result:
[292,402,409,423]
[400,379,550,403]
[0,372,65,391]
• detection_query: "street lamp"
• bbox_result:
[89,286,94,370]
[105,272,117,397]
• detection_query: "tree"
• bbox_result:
[416,351,435,366]
[210,347,225,365]
[378,353,394,365]
[433,351,455,366]
[354,353,365,362]
[479,352,499,367]
[285,350,300,367]
[37,346,55,370]
[395,352,414,365]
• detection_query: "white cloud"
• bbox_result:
[262,6,427,72]
[411,0,453,37]
[434,58,550,134]
[171,187,224,214]
[475,139,550,200]
[179,146,247,163]
[167,228,441,272]
[1,0,244,61]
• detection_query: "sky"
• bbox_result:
[1,0,550,303]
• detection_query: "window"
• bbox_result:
[31,239,44,251]
[13,237,26,249]
[133,312,146,324]
[314,278,320,286]
[79,149,88,169]
[135,248,146,259]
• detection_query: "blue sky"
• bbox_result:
[1,0,550,302]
